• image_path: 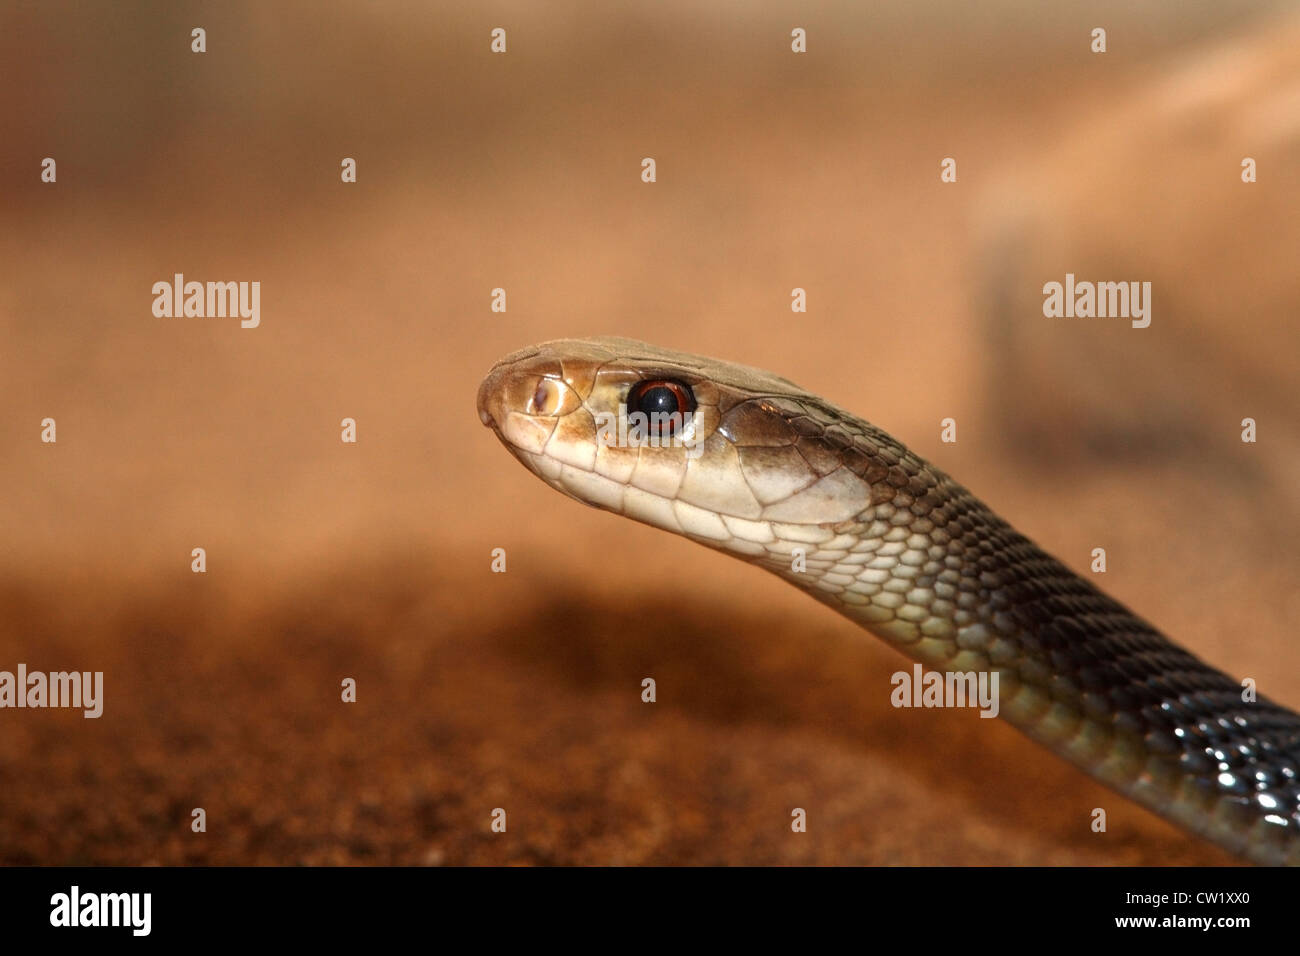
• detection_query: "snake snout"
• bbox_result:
[478,347,545,428]
[476,370,501,427]
[476,349,571,437]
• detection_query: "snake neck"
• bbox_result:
[747,457,1300,866]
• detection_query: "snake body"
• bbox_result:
[477,336,1300,864]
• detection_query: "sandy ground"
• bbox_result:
[0,2,1295,864]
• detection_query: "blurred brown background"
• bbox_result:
[1,1,1297,864]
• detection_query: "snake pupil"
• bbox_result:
[627,379,696,437]
[641,387,677,415]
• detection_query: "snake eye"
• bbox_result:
[528,377,564,416]
[627,379,696,437]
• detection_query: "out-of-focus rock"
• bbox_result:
[976,11,1300,499]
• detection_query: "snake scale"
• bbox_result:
[477,336,1300,864]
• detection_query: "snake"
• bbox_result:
[476,336,1300,864]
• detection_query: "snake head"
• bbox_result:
[477,337,881,551]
